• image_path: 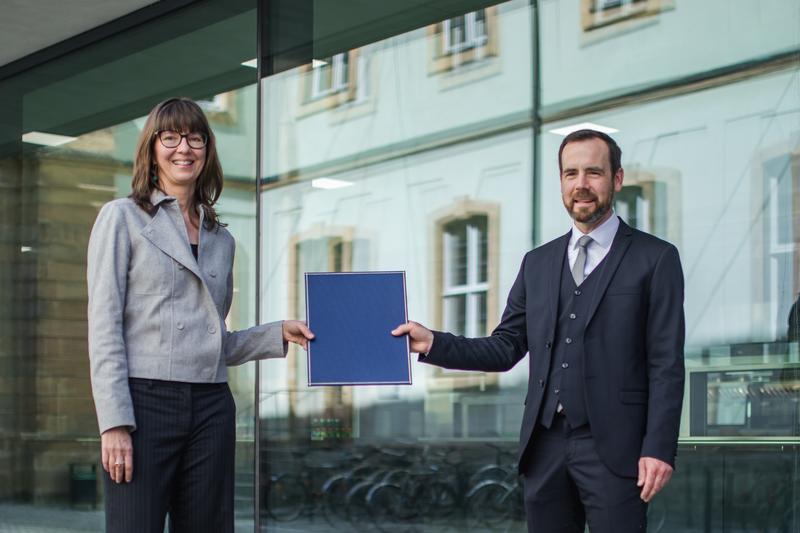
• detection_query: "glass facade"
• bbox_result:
[0,0,798,531]
[0,2,261,531]
[257,1,799,532]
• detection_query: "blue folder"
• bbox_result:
[305,271,411,386]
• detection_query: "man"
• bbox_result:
[393,129,685,532]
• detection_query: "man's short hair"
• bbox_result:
[558,129,622,177]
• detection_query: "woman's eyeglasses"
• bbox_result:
[155,130,208,149]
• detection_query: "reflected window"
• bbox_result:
[428,7,499,74]
[581,0,673,33]
[311,54,350,100]
[762,153,798,340]
[195,91,239,127]
[615,166,681,245]
[287,230,366,441]
[430,199,500,389]
[689,367,800,437]
[298,50,364,115]
[443,10,488,55]
[443,215,489,337]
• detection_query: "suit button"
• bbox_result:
[209,270,217,278]
[554,388,560,395]
[565,337,573,344]
[562,362,569,369]
[208,325,216,334]
[176,322,184,330]
[538,379,544,387]
[574,289,581,296]
[569,313,576,320]
[545,341,552,349]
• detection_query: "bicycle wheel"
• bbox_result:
[366,482,405,523]
[466,480,513,530]
[265,474,307,522]
[425,481,459,519]
[345,479,375,524]
[321,474,352,525]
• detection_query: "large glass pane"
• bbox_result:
[0,4,259,530]
[259,1,532,530]
[540,66,800,530]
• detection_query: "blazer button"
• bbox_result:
[538,379,544,387]
[209,270,217,278]
[565,337,573,344]
[545,341,552,349]
[176,322,184,330]
[208,325,216,334]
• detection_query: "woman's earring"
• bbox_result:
[151,174,158,185]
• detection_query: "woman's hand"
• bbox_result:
[283,320,315,350]
[101,426,133,483]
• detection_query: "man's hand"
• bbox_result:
[101,426,133,484]
[391,321,434,354]
[637,456,673,502]
[283,320,315,350]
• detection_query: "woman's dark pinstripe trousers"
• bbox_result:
[104,378,236,533]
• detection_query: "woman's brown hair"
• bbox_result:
[130,97,225,229]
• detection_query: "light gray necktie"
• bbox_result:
[571,235,593,286]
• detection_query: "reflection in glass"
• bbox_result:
[259,2,532,530]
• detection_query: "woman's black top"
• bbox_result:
[191,244,198,259]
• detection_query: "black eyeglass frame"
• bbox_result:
[154,130,208,149]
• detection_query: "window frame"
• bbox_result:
[429,198,500,390]
[427,6,499,75]
[297,49,362,116]
[442,215,490,338]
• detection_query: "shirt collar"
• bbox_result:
[149,188,205,227]
[570,212,619,249]
[149,188,174,207]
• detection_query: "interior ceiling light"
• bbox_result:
[548,122,619,136]
[312,59,328,68]
[22,131,77,146]
[312,178,354,190]
[241,58,257,68]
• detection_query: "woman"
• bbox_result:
[87,97,313,532]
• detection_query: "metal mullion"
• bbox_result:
[254,0,264,529]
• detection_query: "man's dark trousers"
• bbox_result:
[522,415,647,532]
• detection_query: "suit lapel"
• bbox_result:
[141,202,204,281]
[547,232,571,333]
[584,219,633,327]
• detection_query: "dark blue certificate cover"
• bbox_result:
[305,271,411,386]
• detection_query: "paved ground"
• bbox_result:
[0,503,529,532]
[0,504,257,533]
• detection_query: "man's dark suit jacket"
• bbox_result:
[421,219,685,478]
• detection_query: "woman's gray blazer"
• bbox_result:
[87,189,285,435]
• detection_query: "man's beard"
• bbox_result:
[565,191,613,225]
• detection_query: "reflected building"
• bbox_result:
[0,0,798,531]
